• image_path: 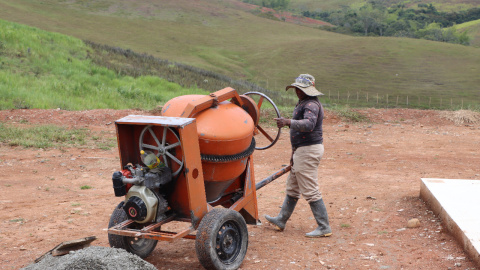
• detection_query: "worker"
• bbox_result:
[265,74,332,238]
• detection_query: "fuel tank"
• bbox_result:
[161,94,255,202]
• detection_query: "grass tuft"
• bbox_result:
[330,105,369,122]
[9,218,25,223]
[0,123,88,148]
[439,110,480,125]
[0,122,120,150]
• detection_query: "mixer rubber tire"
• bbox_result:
[108,202,158,258]
[195,208,248,270]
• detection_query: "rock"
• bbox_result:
[71,207,82,213]
[407,218,421,228]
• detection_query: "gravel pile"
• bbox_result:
[22,246,157,270]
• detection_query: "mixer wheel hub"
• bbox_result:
[216,221,240,261]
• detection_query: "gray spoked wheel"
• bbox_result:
[139,125,183,176]
[244,92,281,150]
[108,202,158,258]
[195,209,248,270]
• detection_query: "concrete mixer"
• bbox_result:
[107,87,291,270]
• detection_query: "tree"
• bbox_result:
[457,31,470,45]
[416,23,443,41]
[330,11,345,26]
[357,4,375,35]
[371,8,388,36]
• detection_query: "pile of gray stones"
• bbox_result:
[22,246,157,270]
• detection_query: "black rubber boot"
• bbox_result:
[306,198,332,237]
[264,195,298,231]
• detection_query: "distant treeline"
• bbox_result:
[85,41,296,106]
[302,3,479,45]
[242,0,290,10]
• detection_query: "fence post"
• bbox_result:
[396,96,399,107]
[376,93,379,104]
[386,94,389,108]
[366,93,369,102]
[407,96,409,107]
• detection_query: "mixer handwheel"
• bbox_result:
[244,92,281,150]
[139,125,184,177]
[195,209,248,270]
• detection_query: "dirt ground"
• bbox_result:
[1,108,479,270]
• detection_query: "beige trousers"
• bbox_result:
[286,144,324,203]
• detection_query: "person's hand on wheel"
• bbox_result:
[274,117,291,128]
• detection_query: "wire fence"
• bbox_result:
[321,90,480,111]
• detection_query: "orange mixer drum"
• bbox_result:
[162,95,255,202]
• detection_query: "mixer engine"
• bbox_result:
[112,164,172,224]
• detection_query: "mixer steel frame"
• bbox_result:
[108,90,275,241]
[107,88,291,269]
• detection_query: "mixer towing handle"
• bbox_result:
[255,164,292,190]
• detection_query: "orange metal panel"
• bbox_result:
[236,94,260,126]
[177,122,208,228]
[181,87,244,118]
[167,173,190,218]
[115,115,194,169]
[114,116,207,227]
[240,199,259,225]
[229,157,259,225]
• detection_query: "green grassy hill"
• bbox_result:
[0,19,207,110]
[0,0,479,109]
[455,19,480,47]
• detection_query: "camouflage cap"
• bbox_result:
[285,74,324,96]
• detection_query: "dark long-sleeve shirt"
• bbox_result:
[290,97,324,148]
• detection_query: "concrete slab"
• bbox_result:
[420,178,480,266]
